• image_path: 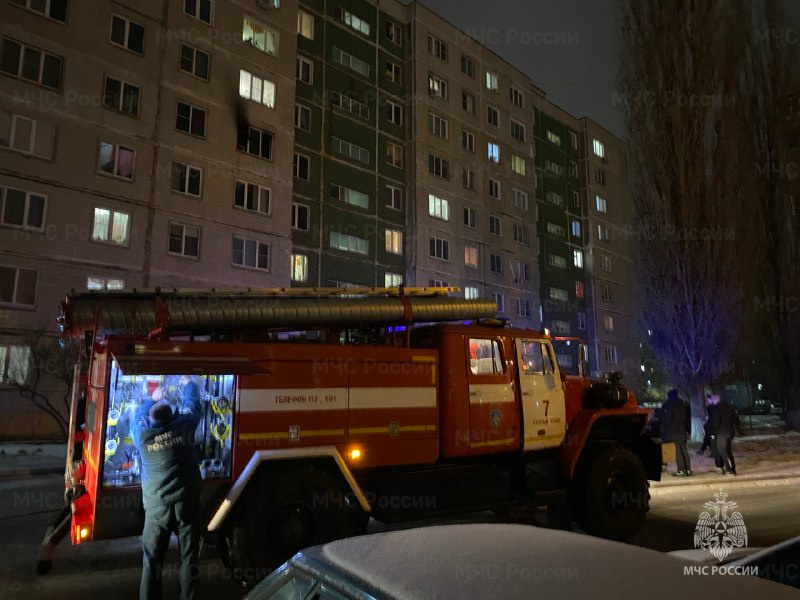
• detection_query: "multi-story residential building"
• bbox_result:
[290,0,409,288]
[406,4,540,329]
[579,118,638,387]
[531,99,586,371]
[0,0,636,438]
[0,0,296,437]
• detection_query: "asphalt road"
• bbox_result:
[2,473,799,599]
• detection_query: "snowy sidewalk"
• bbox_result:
[653,431,800,489]
[0,442,66,480]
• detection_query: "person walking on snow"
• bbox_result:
[662,388,692,477]
[711,394,741,476]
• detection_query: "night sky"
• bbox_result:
[415,0,800,139]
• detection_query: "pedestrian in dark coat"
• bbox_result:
[661,388,692,476]
[712,395,741,475]
[132,376,204,600]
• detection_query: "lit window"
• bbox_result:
[546,130,561,146]
[428,73,448,99]
[385,229,403,254]
[97,142,135,179]
[511,155,526,176]
[575,281,585,299]
[464,245,478,268]
[485,70,498,90]
[243,16,278,56]
[465,286,478,299]
[297,10,314,39]
[291,253,308,282]
[595,196,608,213]
[546,222,565,237]
[573,249,584,269]
[385,272,403,287]
[571,220,581,237]
[87,277,124,291]
[239,69,276,108]
[550,288,568,302]
[487,142,499,163]
[92,207,130,245]
[593,138,605,158]
[428,194,450,221]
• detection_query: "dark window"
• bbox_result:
[237,125,273,160]
[110,15,145,54]
[175,101,206,137]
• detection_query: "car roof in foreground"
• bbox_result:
[297,524,796,600]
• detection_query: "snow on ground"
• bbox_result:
[0,443,67,476]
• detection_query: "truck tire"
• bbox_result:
[571,445,649,541]
[228,465,367,584]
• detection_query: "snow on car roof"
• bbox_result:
[317,524,796,600]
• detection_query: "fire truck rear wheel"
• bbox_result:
[571,444,649,541]
[230,466,367,580]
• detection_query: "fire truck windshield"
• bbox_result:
[102,362,234,488]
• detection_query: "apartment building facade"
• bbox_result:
[0,0,296,437]
[406,4,540,329]
[0,0,637,438]
[580,118,639,388]
[290,0,409,288]
[531,99,586,370]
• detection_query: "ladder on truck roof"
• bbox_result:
[59,286,498,340]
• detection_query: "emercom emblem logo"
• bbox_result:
[693,488,748,561]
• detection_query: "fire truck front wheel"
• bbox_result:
[228,465,367,581]
[571,444,649,541]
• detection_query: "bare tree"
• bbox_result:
[740,0,800,430]
[620,1,756,436]
[1,330,77,439]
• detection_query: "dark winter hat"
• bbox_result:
[149,400,174,427]
[667,388,679,401]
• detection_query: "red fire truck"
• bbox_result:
[38,287,660,578]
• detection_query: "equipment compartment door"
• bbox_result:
[516,339,566,451]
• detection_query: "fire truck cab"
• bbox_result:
[38,288,661,580]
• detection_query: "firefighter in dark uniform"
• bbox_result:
[132,375,204,600]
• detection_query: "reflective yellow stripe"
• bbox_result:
[412,355,437,384]
[239,428,345,441]
[470,437,516,448]
[349,424,437,434]
[85,450,98,472]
